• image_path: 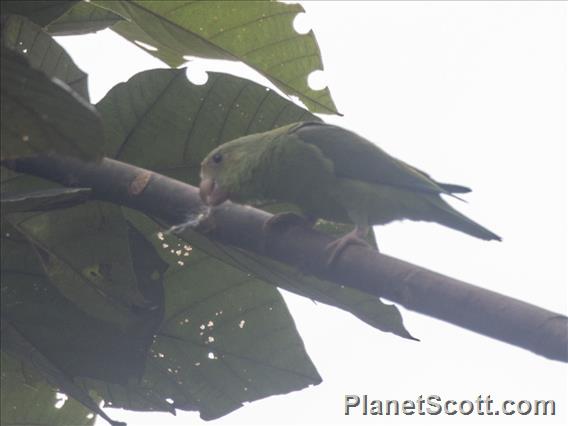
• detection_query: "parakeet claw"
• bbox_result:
[325,227,373,266]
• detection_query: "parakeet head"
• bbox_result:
[199,132,271,206]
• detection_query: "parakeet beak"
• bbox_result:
[199,178,229,206]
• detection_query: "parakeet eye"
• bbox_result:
[212,153,223,164]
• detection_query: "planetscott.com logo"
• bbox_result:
[344,394,556,416]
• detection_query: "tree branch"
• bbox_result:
[4,155,567,363]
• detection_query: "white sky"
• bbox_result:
[56,2,567,425]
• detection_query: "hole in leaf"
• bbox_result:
[186,67,209,85]
[308,70,327,91]
[54,393,68,409]
[293,12,312,35]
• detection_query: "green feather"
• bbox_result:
[294,122,450,194]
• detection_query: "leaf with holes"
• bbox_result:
[93,0,338,114]
[211,246,415,340]
[97,68,319,184]
[75,209,321,420]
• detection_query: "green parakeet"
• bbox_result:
[199,122,501,261]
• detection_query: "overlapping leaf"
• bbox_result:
[5,202,151,328]
[0,222,163,425]
[2,14,89,100]
[1,222,163,377]
[1,326,125,426]
[47,1,124,36]
[201,245,414,340]
[0,0,78,27]
[79,209,321,420]
[0,48,102,160]
[0,351,97,426]
[93,0,338,114]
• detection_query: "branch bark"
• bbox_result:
[4,155,567,363]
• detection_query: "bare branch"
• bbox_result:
[4,154,567,363]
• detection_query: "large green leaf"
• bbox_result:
[94,0,338,114]
[76,209,321,420]
[1,322,129,426]
[3,198,315,421]
[0,47,103,161]
[0,1,78,27]
[0,351,97,426]
[0,223,163,384]
[5,202,153,328]
[2,14,89,99]
[165,221,412,339]
[0,221,166,425]
[46,1,124,36]
[98,68,318,184]
[2,185,322,421]
[198,243,414,340]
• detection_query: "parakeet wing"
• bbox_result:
[293,122,455,195]
[403,162,472,194]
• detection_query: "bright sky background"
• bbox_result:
[56,2,566,425]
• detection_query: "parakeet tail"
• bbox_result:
[437,182,472,194]
[427,197,502,241]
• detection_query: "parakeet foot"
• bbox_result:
[325,227,373,266]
